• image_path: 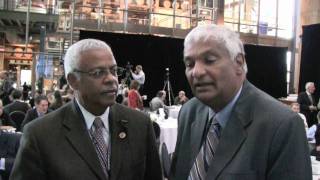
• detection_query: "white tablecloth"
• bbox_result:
[311,156,320,180]
[168,106,181,119]
[156,117,178,154]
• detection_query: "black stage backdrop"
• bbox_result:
[245,44,287,99]
[299,24,320,101]
[80,30,287,104]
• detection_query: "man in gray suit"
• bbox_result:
[10,39,162,180]
[169,25,311,180]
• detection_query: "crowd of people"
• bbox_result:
[0,25,315,180]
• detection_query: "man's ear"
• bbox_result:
[235,53,245,74]
[67,73,79,90]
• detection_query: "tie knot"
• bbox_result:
[93,117,104,129]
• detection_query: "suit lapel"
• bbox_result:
[205,113,247,179]
[206,80,253,180]
[190,105,209,167]
[109,104,127,180]
[63,101,106,180]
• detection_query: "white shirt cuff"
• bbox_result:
[0,158,5,170]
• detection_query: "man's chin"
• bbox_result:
[102,100,116,107]
[195,92,215,103]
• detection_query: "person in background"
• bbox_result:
[0,72,13,106]
[28,90,42,108]
[10,39,162,180]
[130,65,145,94]
[0,100,15,129]
[122,89,129,106]
[291,102,308,132]
[149,90,166,112]
[170,25,311,180]
[3,90,30,115]
[128,80,143,111]
[0,128,21,180]
[61,85,74,103]
[21,95,50,131]
[298,82,318,127]
[22,82,29,101]
[174,90,189,105]
[49,90,63,111]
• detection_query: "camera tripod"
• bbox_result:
[163,69,175,106]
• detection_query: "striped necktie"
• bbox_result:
[188,117,221,180]
[90,117,109,179]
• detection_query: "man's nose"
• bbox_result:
[192,61,206,78]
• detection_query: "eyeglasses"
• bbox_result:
[73,66,121,78]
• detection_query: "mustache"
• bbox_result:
[193,82,213,87]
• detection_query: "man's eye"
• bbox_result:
[184,60,194,68]
[205,56,217,63]
[91,70,103,77]
[110,67,118,75]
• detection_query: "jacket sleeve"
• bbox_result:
[267,114,312,180]
[10,127,46,180]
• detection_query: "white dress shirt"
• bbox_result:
[75,99,110,146]
[0,158,5,170]
[131,71,145,85]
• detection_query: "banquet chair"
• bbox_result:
[9,111,26,132]
[152,121,161,150]
[161,143,172,178]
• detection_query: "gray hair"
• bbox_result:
[184,24,247,73]
[305,82,314,90]
[64,39,113,79]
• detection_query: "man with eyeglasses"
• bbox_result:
[10,39,162,180]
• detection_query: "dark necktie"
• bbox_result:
[90,117,109,179]
[188,117,221,180]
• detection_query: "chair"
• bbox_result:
[152,121,161,150]
[9,111,25,132]
[161,143,172,178]
[152,121,160,139]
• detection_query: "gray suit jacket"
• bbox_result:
[170,80,312,180]
[10,100,162,180]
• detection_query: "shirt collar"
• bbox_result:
[75,98,110,131]
[208,85,243,129]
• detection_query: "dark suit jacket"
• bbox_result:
[3,101,30,114]
[170,80,312,180]
[297,91,318,126]
[10,100,162,180]
[0,132,21,180]
[21,108,51,131]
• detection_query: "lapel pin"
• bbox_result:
[119,132,126,139]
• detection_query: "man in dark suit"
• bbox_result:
[0,100,15,128]
[297,82,318,126]
[0,130,21,180]
[20,95,50,131]
[169,25,311,180]
[10,39,162,180]
[3,89,30,114]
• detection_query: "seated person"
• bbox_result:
[290,102,308,132]
[3,89,30,114]
[174,90,189,105]
[149,90,166,112]
[128,80,143,110]
[0,129,21,180]
[0,100,15,129]
[21,95,51,131]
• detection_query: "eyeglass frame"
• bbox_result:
[73,65,120,79]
